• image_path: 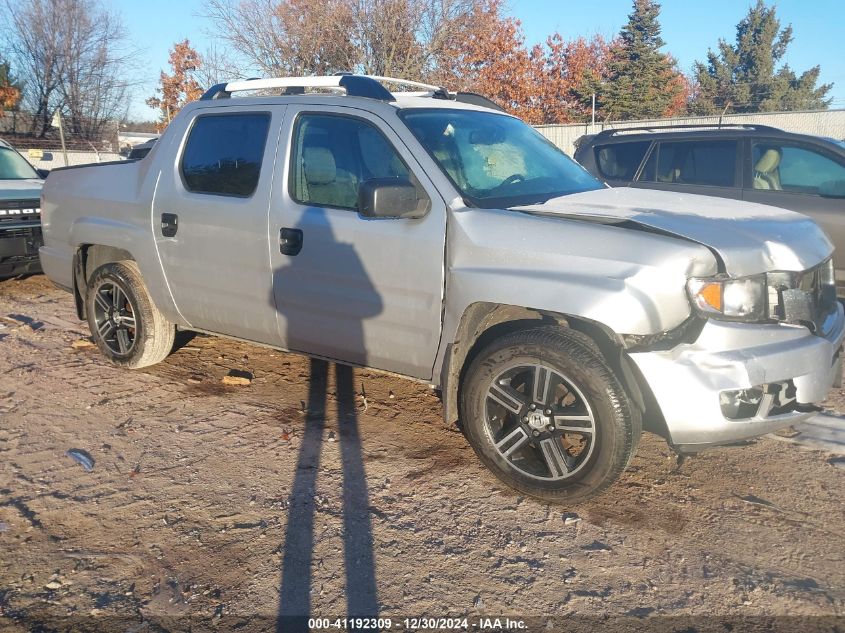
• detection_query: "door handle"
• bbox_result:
[161,213,178,237]
[280,227,303,255]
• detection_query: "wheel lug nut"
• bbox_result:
[523,416,529,422]
[544,409,552,415]
[547,424,555,431]
[529,403,536,410]
[532,430,540,437]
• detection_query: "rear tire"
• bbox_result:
[85,261,175,369]
[460,326,641,503]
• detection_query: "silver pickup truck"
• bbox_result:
[39,75,844,502]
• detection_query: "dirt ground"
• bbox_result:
[1,274,844,632]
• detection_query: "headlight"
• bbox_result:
[686,274,767,321]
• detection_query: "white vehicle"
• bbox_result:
[38,75,844,501]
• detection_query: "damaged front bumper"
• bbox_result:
[629,303,845,450]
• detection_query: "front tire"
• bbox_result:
[460,326,641,503]
[85,261,175,369]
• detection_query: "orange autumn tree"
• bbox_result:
[0,60,22,110]
[534,34,613,123]
[146,40,205,130]
[430,1,611,124]
[430,0,538,122]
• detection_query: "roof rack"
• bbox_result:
[593,123,781,139]
[199,74,506,112]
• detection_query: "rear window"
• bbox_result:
[594,142,650,180]
[181,113,271,197]
[640,140,737,187]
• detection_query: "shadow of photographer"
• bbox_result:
[274,206,381,632]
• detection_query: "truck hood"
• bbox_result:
[514,187,832,275]
[0,179,44,202]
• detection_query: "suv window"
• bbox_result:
[752,141,845,195]
[0,145,39,180]
[595,141,650,180]
[181,113,271,197]
[640,140,737,187]
[290,113,419,211]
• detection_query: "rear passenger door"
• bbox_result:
[633,138,743,200]
[269,105,447,379]
[153,106,286,345]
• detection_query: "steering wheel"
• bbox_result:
[500,173,525,186]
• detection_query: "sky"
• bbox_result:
[116,0,845,121]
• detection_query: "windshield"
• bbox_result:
[0,146,39,180]
[401,109,602,207]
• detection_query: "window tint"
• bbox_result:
[181,113,270,197]
[752,141,845,195]
[639,140,737,187]
[595,141,650,180]
[290,113,421,211]
[0,146,39,180]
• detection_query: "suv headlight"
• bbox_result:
[686,274,767,321]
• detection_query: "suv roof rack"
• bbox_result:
[199,74,505,112]
[593,123,781,140]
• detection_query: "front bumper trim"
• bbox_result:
[629,303,845,448]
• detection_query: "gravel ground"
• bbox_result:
[1,274,844,632]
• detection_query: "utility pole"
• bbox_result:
[591,93,596,127]
[52,111,69,167]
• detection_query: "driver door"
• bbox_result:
[268,105,447,379]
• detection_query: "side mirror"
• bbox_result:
[358,178,425,219]
[36,169,50,179]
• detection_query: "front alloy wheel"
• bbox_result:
[486,363,596,481]
[460,326,641,503]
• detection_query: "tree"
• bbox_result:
[203,0,612,124]
[2,0,133,138]
[429,0,541,120]
[0,59,22,110]
[599,0,685,120]
[146,40,205,129]
[690,0,831,114]
[535,34,612,123]
[2,0,67,136]
[59,2,133,140]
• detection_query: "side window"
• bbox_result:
[290,113,421,211]
[639,140,737,187]
[595,141,650,180]
[181,113,271,197]
[752,141,845,195]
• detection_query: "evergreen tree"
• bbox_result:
[690,0,832,114]
[600,0,684,120]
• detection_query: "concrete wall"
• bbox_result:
[536,109,845,156]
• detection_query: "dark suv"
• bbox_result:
[0,139,45,279]
[574,125,845,294]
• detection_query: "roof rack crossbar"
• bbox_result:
[200,75,396,102]
[198,74,505,112]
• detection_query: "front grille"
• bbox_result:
[767,259,837,335]
[0,199,41,226]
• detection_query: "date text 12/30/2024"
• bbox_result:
[307,617,528,630]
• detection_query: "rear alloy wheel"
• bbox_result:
[91,280,137,356]
[460,327,641,503]
[85,261,175,369]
